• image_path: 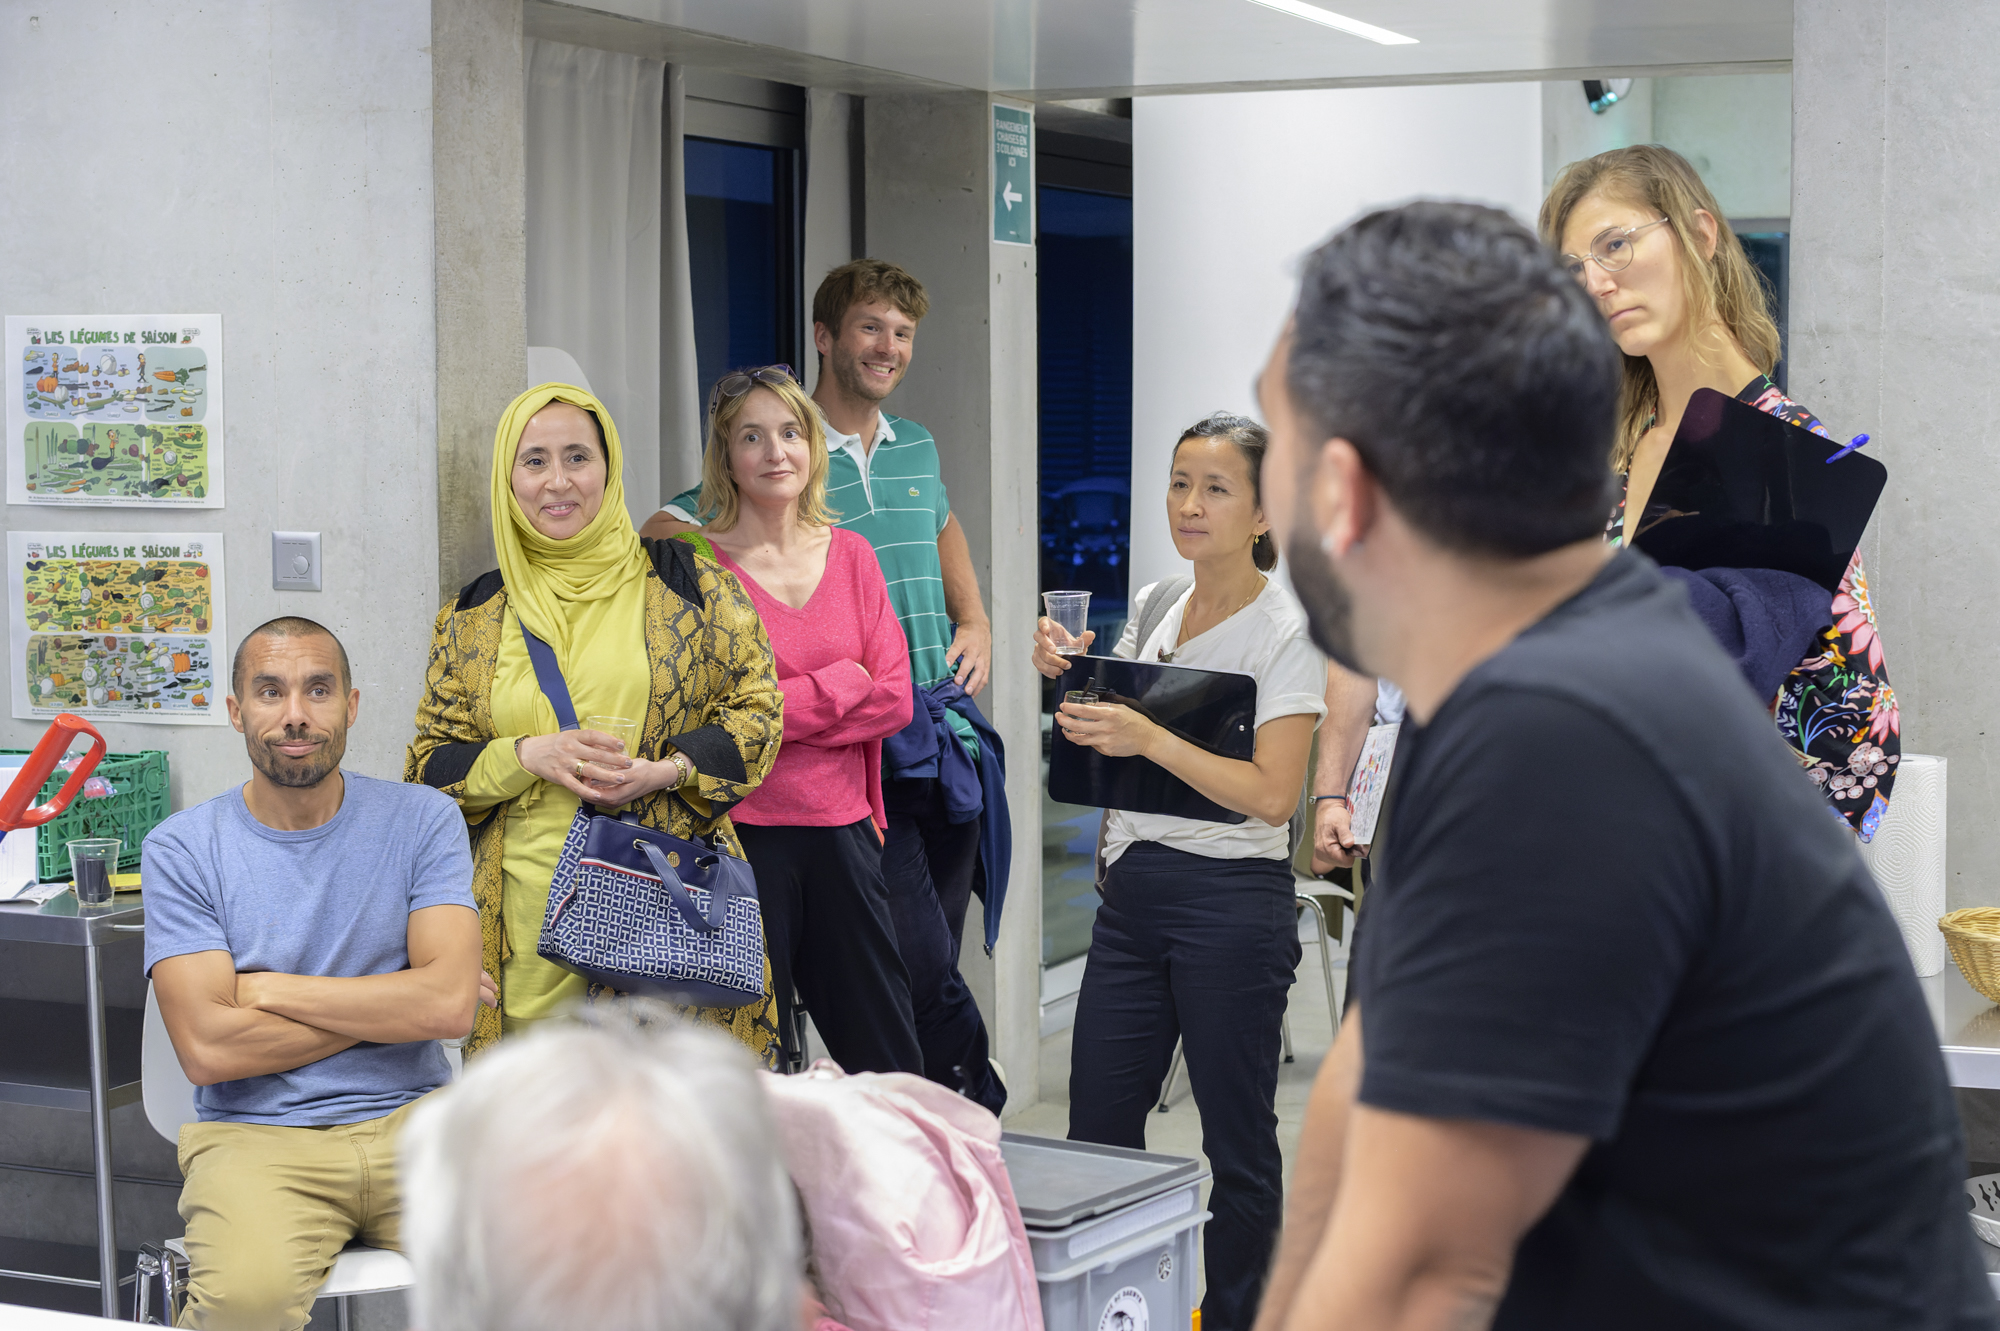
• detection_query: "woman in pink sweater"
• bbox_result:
[682,366,920,1076]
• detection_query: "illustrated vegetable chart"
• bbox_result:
[21,558,211,634]
[25,634,214,714]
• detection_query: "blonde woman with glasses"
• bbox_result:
[680,366,923,1076]
[1542,145,1899,840]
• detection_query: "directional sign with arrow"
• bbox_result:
[992,105,1033,246]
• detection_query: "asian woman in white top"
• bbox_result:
[1031,413,1326,1331]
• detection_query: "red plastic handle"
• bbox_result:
[0,714,107,832]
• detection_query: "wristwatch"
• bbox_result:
[1307,794,1349,808]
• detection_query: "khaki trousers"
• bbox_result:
[174,1096,425,1330]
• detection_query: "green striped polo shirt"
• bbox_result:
[667,410,975,749]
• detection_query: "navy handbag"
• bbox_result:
[519,621,765,1010]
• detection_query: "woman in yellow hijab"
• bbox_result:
[405,383,783,1059]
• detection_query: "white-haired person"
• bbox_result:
[399,1008,811,1331]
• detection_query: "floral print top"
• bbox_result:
[1606,376,1898,841]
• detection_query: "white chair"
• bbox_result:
[132,984,418,1328]
[1155,884,1351,1113]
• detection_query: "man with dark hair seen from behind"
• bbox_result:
[647,259,1007,1113]
[1250,202,1993,1330]
[144,617,488,1329]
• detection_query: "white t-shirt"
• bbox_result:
[1101,578,1328,865]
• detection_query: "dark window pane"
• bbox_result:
[1037,186,1133,625]
[1738,230,1789,394]
[1037,183,1133,967]
[685,138,788,401]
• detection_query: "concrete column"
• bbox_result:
[865,93,1043,1109]
[434,0,528,596]
[1791,0,2000,906]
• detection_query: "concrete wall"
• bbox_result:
[864,93,1042,1110]
[1792,0,2000,907]
[1130,84,1545,595]
[435,0,529,597]
[802,89,859,396]
[0,3,442,814]
[0,0,441,1282]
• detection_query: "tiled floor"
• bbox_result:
[1004,897,1351,1301]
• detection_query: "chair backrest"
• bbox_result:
[143,981,462,1145]
[142,982,200,1142]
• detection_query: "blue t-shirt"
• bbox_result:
[142,772,477,1126]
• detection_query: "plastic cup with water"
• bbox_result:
[67,838,121,909]
[1043,591,1092,656]
[584,715,641,756]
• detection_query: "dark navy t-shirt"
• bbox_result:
[1352,549,1993,1329]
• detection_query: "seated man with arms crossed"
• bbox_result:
[144,617,486,1330]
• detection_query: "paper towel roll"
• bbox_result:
[1859,753,1947,976]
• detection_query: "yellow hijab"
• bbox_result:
[489,382,651,662]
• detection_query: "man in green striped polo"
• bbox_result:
[644,260,1006,1112]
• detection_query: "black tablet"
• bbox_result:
[1631,388,1887,593]
[1047,654,1258,822]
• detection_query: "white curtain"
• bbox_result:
[525,39,663,522]
[660,66,704,497]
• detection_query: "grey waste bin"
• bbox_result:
[1002,1132,1210,1331]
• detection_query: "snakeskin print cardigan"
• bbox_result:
[403,537,783,1059]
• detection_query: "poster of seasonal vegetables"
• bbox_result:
[6,315,224,507]
[8,532,227,725]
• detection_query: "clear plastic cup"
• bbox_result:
[67,838,121,909]
[1042,591,1092,654]
[584,715,640,756]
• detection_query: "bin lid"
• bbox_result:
[1000,1132,1204,1229]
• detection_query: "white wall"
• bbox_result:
[1129,84,1545,596]
[1653,74,1792,219]
[1541,74,1793,221]
[0,3,440,807]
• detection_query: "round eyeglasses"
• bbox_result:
[1561,217,1670,281]
[706,364,797,419]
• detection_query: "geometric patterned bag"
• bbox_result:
[518,619,765,1009]
[536,802,765,1009]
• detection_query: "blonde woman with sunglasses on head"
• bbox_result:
[679,366,923,1078]
[1542,146,1899,840]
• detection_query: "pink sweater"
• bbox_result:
[714,528,913,830]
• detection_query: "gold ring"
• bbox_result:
[574,759,585,777]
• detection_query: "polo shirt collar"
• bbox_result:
[820,409,897,457]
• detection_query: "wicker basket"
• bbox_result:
[1940,908,2000,1002]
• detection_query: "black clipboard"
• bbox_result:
[1047,655,1258,823]
[1631,388,1887,593]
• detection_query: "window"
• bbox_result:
[1736,227,1789,392]
[1037,152,1133,969]
[684,137,802,396]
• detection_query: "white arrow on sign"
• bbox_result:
[1002,182,1022,211]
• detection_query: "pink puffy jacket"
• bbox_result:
[762,1064,1046,1331]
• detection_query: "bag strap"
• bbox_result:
[635,838,733,932]
[518,621,580,732]
[1132,575,1193,657]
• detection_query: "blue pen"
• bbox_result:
[1824,432,1871,464]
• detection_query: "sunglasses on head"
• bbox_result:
[706,365,797,420]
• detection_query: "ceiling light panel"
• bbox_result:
[1243,0,1419,45]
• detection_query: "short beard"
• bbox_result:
[1286,501,1368,676]
[831,346,894,404]
[247,725,345,790]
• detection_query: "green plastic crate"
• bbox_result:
[0,749,170,882]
